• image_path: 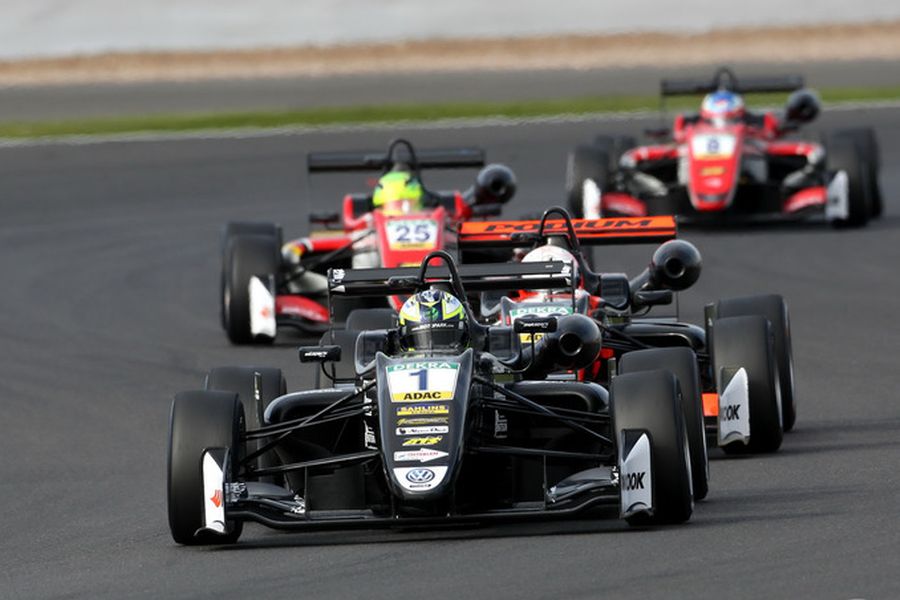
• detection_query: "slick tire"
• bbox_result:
[222,232,281,344]
[619,347,709,501]
[716,294,796,432]
[565,144,611,219]
[833,128,882,219]
[592,135,637,172]
[826,134,872,227]
[167,390,244,545]
[611,371,693,526]
[220,222,282,328]
[205,367,287,480]
[713,316,783,453]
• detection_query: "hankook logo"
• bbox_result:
[405,469,435,484]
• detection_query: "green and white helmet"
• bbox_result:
[398,289,468,351]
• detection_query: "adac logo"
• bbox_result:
[392,390,452,402]
[402,436,442,447]
[210,489,223,508]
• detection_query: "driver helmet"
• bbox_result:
[700,90,745,124]
[398,288,468,351]
[372,170,424,216]
[522,244,580,286]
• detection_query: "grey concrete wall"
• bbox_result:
[2,0,900,59]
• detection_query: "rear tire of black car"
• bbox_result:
[716,294,796,432]
[565,145,611,219]
[611,371,693,525]
[222,232,281,344]
[619,347,709,501]
[167,390,244,545]
[713,315,783,454]
[827,134,872,228]
[205,367,286,480]
[833,128,882,219]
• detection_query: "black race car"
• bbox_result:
[167,253,695,544]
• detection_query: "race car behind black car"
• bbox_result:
[566,67,882,227]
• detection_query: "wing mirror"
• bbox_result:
[513,315,558,335]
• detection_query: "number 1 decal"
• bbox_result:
[410,369,428,390]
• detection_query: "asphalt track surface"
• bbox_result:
[1,107,899,599]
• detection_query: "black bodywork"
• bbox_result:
[225,254,628,529]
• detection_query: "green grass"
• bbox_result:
[2,86,900,139]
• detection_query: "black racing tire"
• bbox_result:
[345,308,396,331]
[716,294,796,432]
[220,222,282,328]
[565,145,611,218]
[205,366,286,481]
[611,370,693,526]
[619,347,709,501]
[826,134,872,227]
[222,232,282,344]
[833,128,882,218]
[167,390,244,545]
[592,135,637,172]
[712,315,783,453]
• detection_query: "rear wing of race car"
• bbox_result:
[458,216,677,248]
[661,70,804,96]
[328,261,572,297]
[308,147,486,173]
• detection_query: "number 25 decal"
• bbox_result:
[395,223,432,243]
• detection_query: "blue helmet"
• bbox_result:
[700,90,745,123]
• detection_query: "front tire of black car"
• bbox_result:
[167,390,244,545]
[611,371,693,526]
[205,367,287,480]
[619,347,709,501]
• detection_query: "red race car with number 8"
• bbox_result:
[566,67,882,227]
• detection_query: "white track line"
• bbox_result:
[2,100,900,149]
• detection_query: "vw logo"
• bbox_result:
[406,468,435,484]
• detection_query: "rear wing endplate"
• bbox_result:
[458,216,677,248]
[308,147,486,173]
[328,261,572,297]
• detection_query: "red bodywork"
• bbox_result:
[278,194,467,323]
[610,112,825,218]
